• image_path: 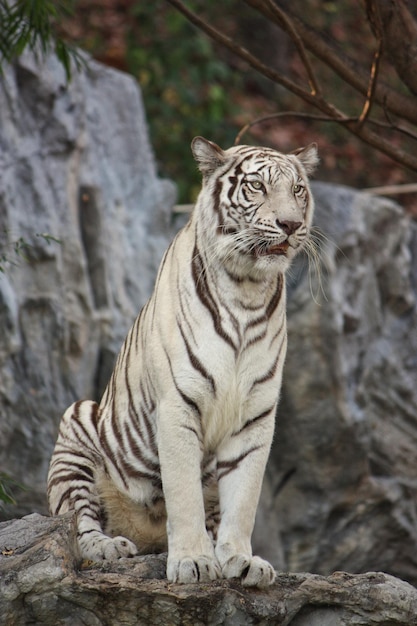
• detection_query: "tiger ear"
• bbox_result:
[291,143,319,175]
[191,136,225,176]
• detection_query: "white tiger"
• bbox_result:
[47,136,318,588]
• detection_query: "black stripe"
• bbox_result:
[250,340,285,390]
[140,378,156,415]
[191,243,237,352]
[177,276,197,343]
[177,319,216,394]
[245,313,267,331]
[72,412,99,452]
[76,504,101,520]
[217,445,263,481]
[227,162,243,204]
[181,423,200,437]
[124,421,160,474]
[124,372,146,450]
[151,238,177,330]
[268,316,286,349]
[90,402,100,428]
[49,471,95,487]
[48,465,94,489]
[116,448,159,481]
[244,328,268,350]
[77,528,99,537]
[52,485,82,515]
[232,406,275,436]
[99,423,128,489]
[133,304,146,351]
[265,274,284,319]
[213,178,222,216]
[164,348,202,417]
[225,268,244,283]
[125,364,158,456]
[110,405,126,454]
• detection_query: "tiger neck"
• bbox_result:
[193,224,283,309]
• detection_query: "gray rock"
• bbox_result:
[1,513,417,625]
[0,51,176,517]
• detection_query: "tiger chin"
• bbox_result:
[47,136,318,588]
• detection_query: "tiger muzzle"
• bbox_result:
[254,241,290,257]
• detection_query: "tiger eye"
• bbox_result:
[249,180,264,191]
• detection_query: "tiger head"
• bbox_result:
[191,136,318,275]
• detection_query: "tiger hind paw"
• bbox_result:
[79,531,138,561]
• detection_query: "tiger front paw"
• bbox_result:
[221,554,276,588]
[167,554,222,584]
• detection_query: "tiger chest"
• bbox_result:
[181,310,286,451]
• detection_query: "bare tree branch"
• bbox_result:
[358,39,382,125]
[234,112,348,145]
[260,0,321,96]
[244,0,417,126]
[364,0,417,96]
[235,110,417,146]
[166,0,322,108]
[166,0,417,172]
[365,183,417,195]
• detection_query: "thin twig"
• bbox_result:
[234,111,345,145]
[260,0,321,96]
[234,110,417,146]
[364,183,417,196]
[382,104,417,142]
[358,39,382,125]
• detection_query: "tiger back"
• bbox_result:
[47,136,318,588]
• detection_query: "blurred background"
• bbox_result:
[50,0,417,208]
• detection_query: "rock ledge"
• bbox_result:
[1,513,416,625]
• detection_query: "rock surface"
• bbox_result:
[1,513,417,625]
[0,51,176,515]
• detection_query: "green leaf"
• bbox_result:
[0,0,82,80]
[0,473,27,507]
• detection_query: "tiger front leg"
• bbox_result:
[215,420,276,588]
[158,403,221,584]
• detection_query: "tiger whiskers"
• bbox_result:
[303,226,338,304]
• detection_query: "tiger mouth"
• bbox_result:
[253,241,290,257]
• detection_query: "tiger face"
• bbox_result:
[192,137,318,274]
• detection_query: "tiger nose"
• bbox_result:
[276,220,302,235]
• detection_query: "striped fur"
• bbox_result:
[48,136,318,587]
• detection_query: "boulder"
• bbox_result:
[0,51,176,516]
[1,513,417,625]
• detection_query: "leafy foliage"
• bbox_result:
[0,0,84,79]
[0,232,62,273]
[126,1,241,201]
[0,472,26,508]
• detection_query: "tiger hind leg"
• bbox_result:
[47,400,138,561]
